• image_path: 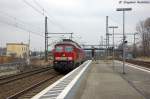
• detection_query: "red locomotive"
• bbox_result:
[52,39,86,73]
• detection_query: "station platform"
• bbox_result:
[77,61,144,99]
[32,60,150,99]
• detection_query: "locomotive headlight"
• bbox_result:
[55,57,60,60]
[68,57,73,60]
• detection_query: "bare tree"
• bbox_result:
[144,18,150,28]
[136,21,146,56]
[144,18,150,56]
[136,17,150,56]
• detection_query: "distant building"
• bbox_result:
[6,43,29,58]
[0,47,6,56]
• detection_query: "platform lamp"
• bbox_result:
[116,8,132,74]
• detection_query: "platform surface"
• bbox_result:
[79,60,145,99]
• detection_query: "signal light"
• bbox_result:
[124,41,127,43]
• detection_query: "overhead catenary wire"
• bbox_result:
[22,0,44,16]
[0,11,42,36]
[0,11,44,37]
[22,0,79,42]
[31,0,70,32]
[0,11,25,26]
[109,16,134,35]
[0,19,44,37]
[33,0,44,11]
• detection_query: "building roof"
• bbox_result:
[6,42,28,46]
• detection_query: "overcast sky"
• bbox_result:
[0,0,150,51]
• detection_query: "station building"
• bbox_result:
[6,43,29,59]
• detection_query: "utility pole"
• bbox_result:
[116,8,132,74]
[27,32,30,65]
[109,26,118,69]
[45,16,48,61]
[106,16,109,60]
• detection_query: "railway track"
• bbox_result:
[126,59,150,68]
[7,74,62,99]
[118,59,150,69]
[0,66,50,79]
[0,67,52,85]
[0,66,61,99]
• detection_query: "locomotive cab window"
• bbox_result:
[65,46,73,52]
[55,46,63,52]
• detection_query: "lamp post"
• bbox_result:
[116,8,132,74]
[109,26,118,69]
[133,32,138,58]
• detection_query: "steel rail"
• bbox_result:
[7,74,59,99]
[0,67,53,85]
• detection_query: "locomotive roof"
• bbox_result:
[56,39,81,48]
